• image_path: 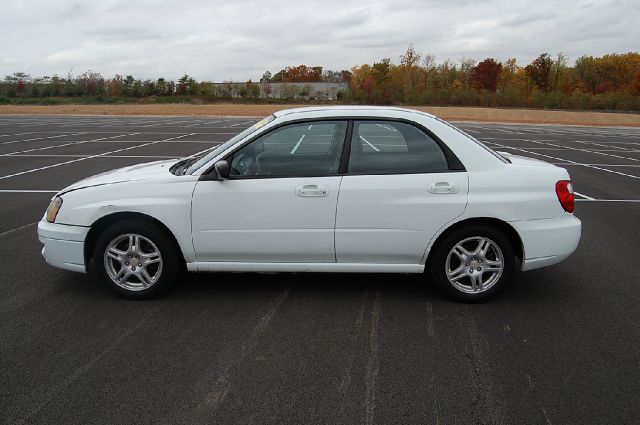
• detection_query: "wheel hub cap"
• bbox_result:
[104,233,163,291]
[445,236,504,294]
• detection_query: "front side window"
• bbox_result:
[228,121,347,177]
[348,121,450,174]
[187,115,275,174]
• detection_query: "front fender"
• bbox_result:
[54,178,198,263]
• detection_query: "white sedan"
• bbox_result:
[38,107,581,301]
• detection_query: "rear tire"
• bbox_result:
[92,219,179,299]
[429,225,515,302]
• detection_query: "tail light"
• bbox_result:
[555,180,575,213]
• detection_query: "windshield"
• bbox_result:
[186,115,275,174]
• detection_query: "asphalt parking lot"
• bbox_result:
[1,114,639,424]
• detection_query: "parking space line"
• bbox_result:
[526,139,640,163]
[575,199,640,203]
[572,140,638,151]
[0,132,36,138]
[551,163,640,167]
[290,135,306,154]
[0,221,39,239]
[0,133,194,181]
[0,189,58,193]
[1,132,85,146]
[184,120,222,128]
[485,142,640,180]
[359,136,380,152]
[0,132,140,156]
[141,120,194,127]
[4,154,176,158]
[574,192,596,200]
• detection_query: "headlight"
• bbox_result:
[46,196,63,223]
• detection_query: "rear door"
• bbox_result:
[335,120,469,265]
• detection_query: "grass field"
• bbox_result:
[0,104,639,126]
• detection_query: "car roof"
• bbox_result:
[273,105,437,119]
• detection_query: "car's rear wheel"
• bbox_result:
[429,225,515,302]
[93,219,178,299]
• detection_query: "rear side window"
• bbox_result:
[348,121,450,174]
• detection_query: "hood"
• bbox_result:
[59,159,178,195]
[496,151,556,168]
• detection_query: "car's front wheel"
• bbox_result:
[429,225,515,302]
[93,219,179,299]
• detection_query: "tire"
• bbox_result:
[429,225,515,302]
[92,219,179,299]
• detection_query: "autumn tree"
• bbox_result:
[270,65,323,82]
[525,53,553,92]
[340,70,353,84]
[470,59,503,92]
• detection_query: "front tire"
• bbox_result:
[429,225,515,302]
[93,219,179,299]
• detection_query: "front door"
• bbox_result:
[192,120,348,263]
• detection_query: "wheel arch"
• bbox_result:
[84,211,186,271]
[425,217,524,268]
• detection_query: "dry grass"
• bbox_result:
[1,104,639,127]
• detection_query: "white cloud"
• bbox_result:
[0,0,637,80]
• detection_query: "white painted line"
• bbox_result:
[184,120,222,128]
[573,140,638,151]
[308,124,313,130]
[575,199,640,203]
[551,163,640,167]
[0,189,58,193]
[359,135,380,152]
[574,191,596,200]
[290,134,306,154]
[0,221,39,238]
[0,132,139,156]
[376,124,399,132]
[225,120,255,128]
[141,119,194,127]
[0,132,35,138]
[4,154,176,158]
[484,142,640,180]
[0,133,194,181]
[526,139,640,163]
[1,132,85,146]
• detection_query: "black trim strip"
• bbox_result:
[198,115,467,181]
[338,120,354,174]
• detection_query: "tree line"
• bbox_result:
[2,45,640,111]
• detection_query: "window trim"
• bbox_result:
[344,118,466,176]
[199,116,466,181]
[201,118,351,181]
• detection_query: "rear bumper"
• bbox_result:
[510,214,581,271]
[37,219,89,273]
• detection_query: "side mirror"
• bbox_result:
[214,160,230,180]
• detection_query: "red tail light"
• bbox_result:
[555,180,575,213]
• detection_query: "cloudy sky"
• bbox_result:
[1,0,637,81]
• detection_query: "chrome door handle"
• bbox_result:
[429,181,458,194]
[295,184,328,197]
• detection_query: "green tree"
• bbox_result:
[260,71,272,83]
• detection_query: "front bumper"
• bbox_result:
[37,219,89,273]
[511,213,582,271]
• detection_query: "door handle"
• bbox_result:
[429,181,458,194]
[295,184,328,197]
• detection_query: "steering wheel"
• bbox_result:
[231,153,256,176]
